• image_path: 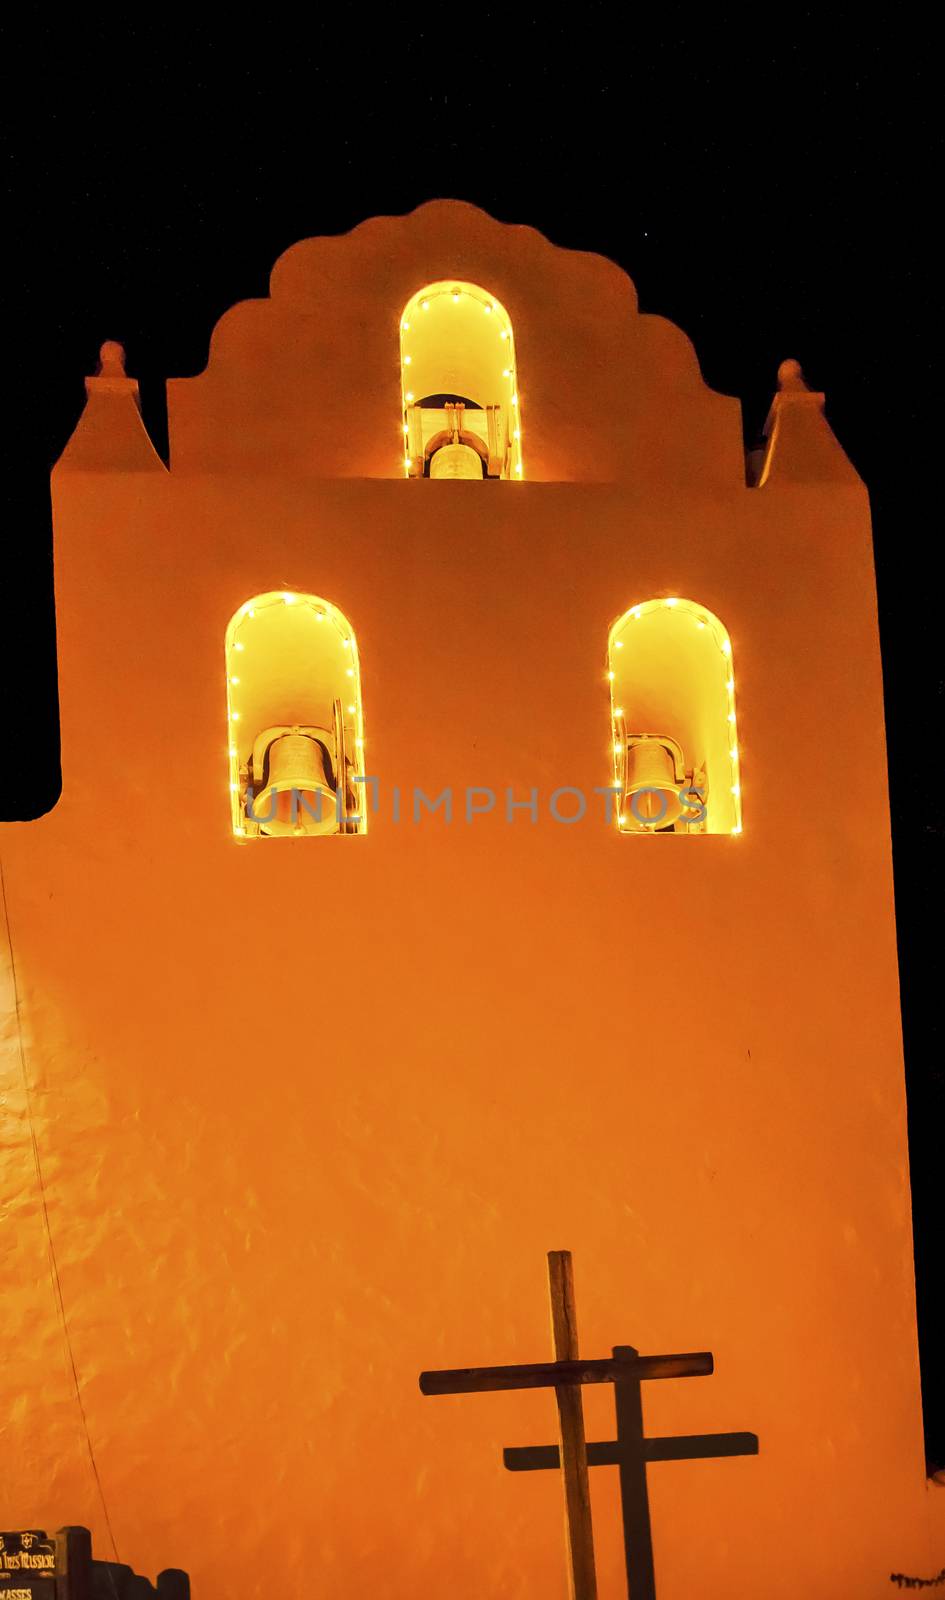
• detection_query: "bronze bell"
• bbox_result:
[429,442,483,478]
[249,732,338,837]
[622,735,686,832]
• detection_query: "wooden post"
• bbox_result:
[547,1250,598,1600]
[55,1527,91,1600]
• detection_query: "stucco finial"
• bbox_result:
[97,339,128,377]
[86,339,137,399]
[777,358,809,393]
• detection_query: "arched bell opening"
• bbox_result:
[225,592,366,838]
[399,283,524,480]
[607,598,742,837]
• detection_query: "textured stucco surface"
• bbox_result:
[2,203,942,1596]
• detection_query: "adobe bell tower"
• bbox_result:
[2,201,941,1598]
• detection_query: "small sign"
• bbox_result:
[0,1532,56,1597]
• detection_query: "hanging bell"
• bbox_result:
[622,736,686,832]
[429,443,483,479]
[249,732,338,837]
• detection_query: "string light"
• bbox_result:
[607,596,741,837]
[234,641,244,652]
[399,281,523,481]
[225,591,368,838]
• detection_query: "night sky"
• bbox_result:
[6,23,942,1468]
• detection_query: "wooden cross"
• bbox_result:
[419,1251,758,1600]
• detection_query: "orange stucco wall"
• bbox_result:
[2,202,941,1598]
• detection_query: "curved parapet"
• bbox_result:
[155,199,743,485]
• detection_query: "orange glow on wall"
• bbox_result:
[1,202,940,1598]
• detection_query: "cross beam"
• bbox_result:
[419,1350,713,1396]
[504,1432,759,1470]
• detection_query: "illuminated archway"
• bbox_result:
[225,592,366,838]
[607,597,742,835]
[399,281,524,479]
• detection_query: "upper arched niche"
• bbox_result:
[164,200,744,485]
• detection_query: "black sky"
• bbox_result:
[5,20,942,1467]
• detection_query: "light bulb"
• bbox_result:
[511,394,518,406]
[230,711,240,721]
[403,354,412,365]
[346,668,354,678]
[722,639,731,656]
[614,706,625,716]
[229,676,240,685]
[404,456,412,468]
[513,428,521,440]
[402,320,410,331]
[405,391,414,403]
[502,368,511,378]
[730,747,738,759]
[235,826,245,836]
[234,641,244,652]
[452,292,460,302]
[421,300,429,310]
[732,824,742,835]
[726,678,734,691]
[614,640,624,649]
[229,782,239,793]
[347,704,356,714]
[500,330,508,339]
[515,463,522,474]
[727,712,736,723]
[731,784,740,797]
[665,597,679,607]
[283,593,295,604]
[484,304,492,314]
[607,670,615,681]
[614,743,623,754]
[403,424,409,435]
[229,747,238,758]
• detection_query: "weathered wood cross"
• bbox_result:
[419,1251,758,1600]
